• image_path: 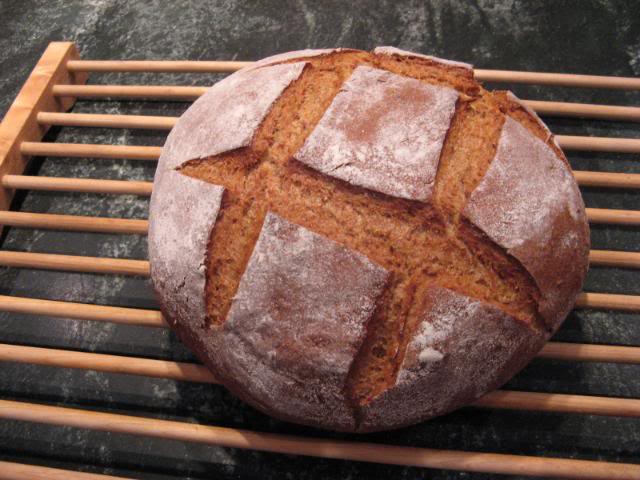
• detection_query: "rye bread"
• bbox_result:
[148,47,590,432]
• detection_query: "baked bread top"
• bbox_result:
[148,47,590,432]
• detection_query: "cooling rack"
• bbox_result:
[0,41,639,479]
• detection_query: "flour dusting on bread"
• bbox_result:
[158,61,307,173]
[295,65,458,201]
[149,47,589,432]
[464,116,589,329]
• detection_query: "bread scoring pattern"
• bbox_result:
[149,48,589,431]
[359,285,545,431]
[158,61,307,173]
[148,170,224,330]
[464,117,589,331]
[221,212,388,430]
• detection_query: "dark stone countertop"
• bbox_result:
[0,1,638,478]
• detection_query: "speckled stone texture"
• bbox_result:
[0,1,638,479]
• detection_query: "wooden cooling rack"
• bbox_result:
[0,41,639,479]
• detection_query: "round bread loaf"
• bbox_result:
[149,47,590,432]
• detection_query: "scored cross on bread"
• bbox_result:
[148,47,589,432]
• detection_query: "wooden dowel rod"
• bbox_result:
[66,59,252,73]
[0,207,635,237]
[37,111,177,129]
[542,342,640,364]
[575,292,640,311]
[474,390,640,417]
[1,340,637,379]
[0,251,150,276]
[573,170,640,189]
[555,134,640,153]
[0,343,215,383]
[589,249,640,269]
[522,100,640,122]
[51,84,640,122]
[2,175,153,196]
[21,141,161,160]
[0,295,165,327]
[39,112,174,128]
[1,343,639,417]
[21,136,640,161]
[0,290,635,333]
[0,211,148,234]
[0,248,636,278]
[585,207,640,225]
[474,69,640,90]
[38,104,640,128]
[52,84,208,100]
[0,460,132,480]
[3,171,640,197]
[0,399,637,479]
[0,209,635,240]
[64,60,640,90]
[539,342,640,364]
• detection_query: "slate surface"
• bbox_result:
[0,1,638,478]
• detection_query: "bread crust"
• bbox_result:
[373,46,474,70]
[463,117,590,331]
[219,212,389,430]
[156,61,307,175]
[148,47,590,432]
[358,286,545,432]
[294,65,458,201]
[148,170,224,328]
[250,48,358,68]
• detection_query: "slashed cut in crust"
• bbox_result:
[149,47,589,432]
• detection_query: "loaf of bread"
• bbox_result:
[149,47,590,432]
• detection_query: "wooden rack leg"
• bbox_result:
[0,42,86,223]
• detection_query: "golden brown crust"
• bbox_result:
[219,212,389,430]
[358,286,546,432]
[294,65,459,201]
[463,116,589,331]
[149,47,590,432]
